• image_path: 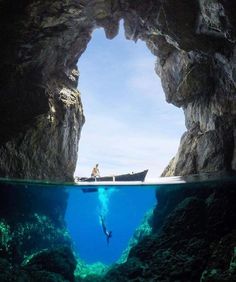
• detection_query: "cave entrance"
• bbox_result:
[65,23,185,268]
[75,23,185,179]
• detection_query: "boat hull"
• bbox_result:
[79,169,148,183]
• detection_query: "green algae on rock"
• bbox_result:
[75,260,110,280]
[0,221,11,252]
[118,209,153,264]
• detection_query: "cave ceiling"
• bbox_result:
[0,0,235,180]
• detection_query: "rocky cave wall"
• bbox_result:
[0,0,89,181]
[0,1,236,281]
[0,0,236,180]
[126,0,236,176]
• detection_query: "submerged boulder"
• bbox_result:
[23,247,77,282]
[0,184,71,264]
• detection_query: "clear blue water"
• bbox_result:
[65,186,156,264]
[0,177,156,265]
[0,172,235,267]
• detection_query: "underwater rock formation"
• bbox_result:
[118,209,153,264]
[0,246,77,282]
[22,246,77,281]
[0,0,235,179]
[0,183,76,281]
[0,184,71,264]
[77,180,236,282]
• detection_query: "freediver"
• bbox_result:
[100,215,112,244]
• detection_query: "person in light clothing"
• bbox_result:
[91,163,100,178]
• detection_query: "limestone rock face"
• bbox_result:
[0,0,88,180]
[122,0,236,176]
[0,0,236,179]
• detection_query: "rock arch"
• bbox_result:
[0,0,235,180]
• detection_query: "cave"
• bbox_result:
[0,0,236,281]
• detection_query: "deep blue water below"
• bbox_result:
[0,172,235,267]
[65,186,156,264]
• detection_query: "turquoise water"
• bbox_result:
[0,172,235,269]
[0,177,156,266]
[65,186,156,264]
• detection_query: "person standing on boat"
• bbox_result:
[91,163,100,178]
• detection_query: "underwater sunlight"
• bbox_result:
[65,185,156,265]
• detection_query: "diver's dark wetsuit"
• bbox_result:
[100,216,112,244]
